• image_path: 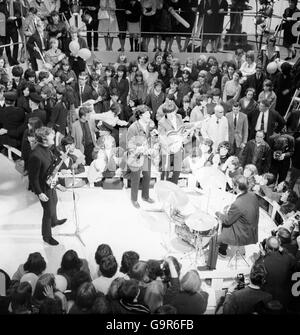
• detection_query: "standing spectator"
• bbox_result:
[248,99,285,143]
[198,0,228,53]
[144,62,158,94]
[111,64,129,107]
[158,63,171,91]
[23,7,41,37]
[240,51,256,78]
[231,48,245,70]
[140,0,157,52]
[226,101,248,156]
[239,88,257,119]
[30,0,49,21]
[145,79,165,122]
[221,62,235,93]
[90,73,109,114]
[223,70,242,104]
[169,58,182,81]
[201,104,229,151]
[288,135,300,193]
[82,1,100,51]
[130,71,148,105]
[257,80,277,112]
[115,0,127,52]
[258,35,280,71]
[125,0,142,52]
[74,71,93,108]
[240,130,271,175]
[98,0,119,51]
[243,64,266,100]
[257,236,296,309]
[280,0,300,60]
[206,63,221,90]
[71,106,97,165]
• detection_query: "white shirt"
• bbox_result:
[167,113,178,130]
[202,114,229,151]
[255,110,269,133]
[92,272,128,295]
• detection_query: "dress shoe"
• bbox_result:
[131,200,140,209]
[94,48,98,51]
[43,237,59,246]
[52,218,67,227]
[218,251,227,258]
[292,50,297,59]
[142,197,155,204]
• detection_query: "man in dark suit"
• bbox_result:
[26,20,48,71]
[243,64,266,100]
[248,99,286,143]
[27,92,46,125]
[28,127,67,246]
[286,108,300,137]
[81,1,100,51]
[0,91,25,149]
[216,175,259,257]
[74,71,93,108]
[226,101,248,156]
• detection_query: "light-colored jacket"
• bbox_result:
[71,119,97,154]
[226,111,248,148]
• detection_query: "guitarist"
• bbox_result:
[127,105,156,209]
[28,127,67,246]
[158,103,189,185]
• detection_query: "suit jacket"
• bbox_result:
[240,139,271,174]
[244,73,266,100]
[286,110,300,134]
[111,77,129,105]
[248,108,286,143]
[71,119,97,153]
[49,101,68,134]
[0,106,25,148]
[26,30,48,60]
[226,112,248,148]
[74,84,93,108]
[219,192,259,246]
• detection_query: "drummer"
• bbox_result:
[158,103,186,185]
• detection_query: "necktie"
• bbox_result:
[80,86,83,105]
[260,112,265,132]
[234,115,237,129]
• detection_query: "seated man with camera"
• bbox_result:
[223,263,273,314]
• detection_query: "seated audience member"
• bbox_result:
[223,263,273,314]
[240,130,271,175]
[92,255,123,295]
[256,236,296,309]
[177,95,192,122]
[243,63,265,100]
[279,189,299,216]
[57,250,91,290]
[240,51,256,78]
[258,79,277,112]
[32,274,57,313]
[156,94,179,122]
[163,257,208,315]
[222,156,243,191]
[12,252,46,282]
[117,279,150,314]
[39,297,64,314]
[91,292,112,314]
[69,282,97,314]
[120,251,140,276]
[95,244,113,268]
[145,80,166,122]
[212,141,231,169]
[68,271,92,306]
[130,71,148,105]
[260,180,289,203]
[10,282,33,314]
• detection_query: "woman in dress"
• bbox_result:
[240,51,256,78]
[46,11,68,51]
[144,62,158,93]
[44,38,66,74]
[130,70,148,105]
[98,0,119,51]
[222,70,242,104]
[125,0,142,52]
[258,35,280,71]
[239,87,257,119]
[140,0,157,52]
[258,79,277,112]
[221,62,235,93]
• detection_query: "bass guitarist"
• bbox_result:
[28,127,67,246]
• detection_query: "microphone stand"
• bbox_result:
[55,157,86,246]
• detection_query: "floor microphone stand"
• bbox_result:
[55,164,86,246]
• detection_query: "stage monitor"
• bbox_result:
[274,210,284,227]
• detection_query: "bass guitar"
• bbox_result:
[46,148,70,188]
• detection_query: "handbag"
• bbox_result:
[98,9,109,20]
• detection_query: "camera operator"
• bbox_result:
[275,227,298,257]
[223,263,272,314]
[256,236,296,309]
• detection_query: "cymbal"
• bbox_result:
[194,166,226,191]
[186,210,217,232]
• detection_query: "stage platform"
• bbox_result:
[0,154,277,312]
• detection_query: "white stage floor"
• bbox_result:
[0,153,277,310]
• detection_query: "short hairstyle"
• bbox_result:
[28,117,43,131]
[137,54,149,63]
[120,251,140,274]
[118,279,139,302]
[99,255,118,278]
[70,270,92,295]
[38,71,49,82]
[250,263,267,287]
[235,48,244,56]
[227,62,236,70]
[107,277,126,300]
[265,236,280,252]
[49,37,59,46]
[95,244,113,265]
[35,127,54,144]
[153,79,163,89]
[147,260,164,281]
[60,135,74,149]
[24,252,46,276]
[229,156,241,169]
[60,249,82,272]
[200,138,214,154]
[144,280,165,312]
[263,79,273,89]
[180,270,201,294]
[277,227,292,245]
[129,261,149,282]
[246,87,256,95]
[12,65,23,77]
[79,106,90,118]
[50,10,59,17]
[246,50,255,61]
[76,282,97,310]
[169,78,179,86]
[61,57,70,66]
[78,71,88,79]
[259,99,271,108]
[105,65,115,75]
[183,94,191,103]
[232,101,241,108]
[244,164,258,177]
[24,69,36,80]
[92,293,112,314]
[135,105,151,120]
[233,175,249,192]
[212,88,221,97]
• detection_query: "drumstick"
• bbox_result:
[169,8,190,29]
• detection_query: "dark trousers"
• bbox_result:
[86,19,99,50]
[289,166,300,190]
[160,152,182,185]
[4,26,19,64]
[270,158,291,184]
[40,188,58,238]
[84,142,94,166]
[130,161,151,201]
